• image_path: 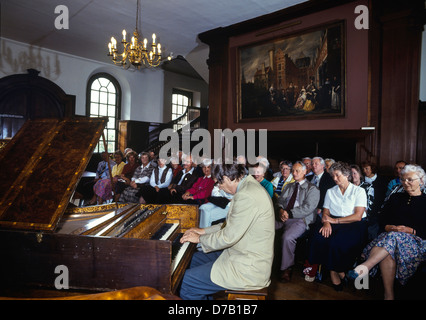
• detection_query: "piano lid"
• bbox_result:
[0,117,107,231]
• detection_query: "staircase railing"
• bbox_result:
[142,106,207,154]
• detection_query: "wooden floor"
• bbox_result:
[214,262,383,300]
[266,264,382,300]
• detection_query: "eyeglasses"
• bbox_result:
[401,177,420,183]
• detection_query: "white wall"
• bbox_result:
[0,37,207,123]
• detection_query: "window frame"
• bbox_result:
[86,73,121,153]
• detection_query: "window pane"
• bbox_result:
[91,79,101,90]
[99,104,107,116]
[99,77,110,87]
[108,93,116,104]
[108,130,115,141]
[108,105,116,118]
[91,91,99,103]
[107,82,116,94]
[90,103,99,115]
[99,90,108,104]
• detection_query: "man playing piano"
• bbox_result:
[179,162,275,300]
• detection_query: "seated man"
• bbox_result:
[119,152,154,203]
[158,154,199,204]
[275,161,320,282]
[179,162,275,300]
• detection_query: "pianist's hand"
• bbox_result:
[180,227,205,244]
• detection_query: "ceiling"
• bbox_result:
[1,0,307,81]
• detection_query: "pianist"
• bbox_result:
[179,162,275,300]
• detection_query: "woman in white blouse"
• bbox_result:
[306,161,368,291]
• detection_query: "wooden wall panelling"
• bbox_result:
[375,1,425,172]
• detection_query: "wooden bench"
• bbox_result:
[225,287,268,300]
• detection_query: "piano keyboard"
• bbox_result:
[171,233,190,274]
[150,222,179,241]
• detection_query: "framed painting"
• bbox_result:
[237,20,345,122]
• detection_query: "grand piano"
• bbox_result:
[0,118,198,297]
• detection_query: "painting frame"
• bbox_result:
[236,20,346,122]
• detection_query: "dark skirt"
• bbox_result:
[308,219,368,272]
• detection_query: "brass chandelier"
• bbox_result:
[107,0,172,69]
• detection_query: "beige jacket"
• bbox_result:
[200,175,275,290]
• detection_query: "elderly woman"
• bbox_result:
[182,159,215,205]
[251,162,274,198]
[306,161,367,290]
[271,160,294,198]
[348,164,426,300]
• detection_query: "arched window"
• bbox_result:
[172,88,193,131]
[86,73,121,153]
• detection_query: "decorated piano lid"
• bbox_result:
[0,117,107,231]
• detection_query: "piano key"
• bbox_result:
[159,222,179,241]
[171,234,190,274]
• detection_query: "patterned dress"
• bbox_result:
[362,192,426,284]
[119,164,154,203]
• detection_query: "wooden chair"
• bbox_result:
[225,287,268,300]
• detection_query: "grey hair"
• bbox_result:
[293,160,306,171]
[312,156,326,166]
[329,161,351,178]
[401,164,426,186]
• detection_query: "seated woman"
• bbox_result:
[137,158,173,204]
[182,159,215,205]
[113,151,139,202]
[198,184,234,229]
[87,151,118,205]
[306,161,368,291]
[351,164,377,240]
[251,163,274,198]
[348,164,426,300]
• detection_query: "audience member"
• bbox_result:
[198,183,233,228]
[137,157,173,204]
[361,161,388,237]
[86,151,116,205]
[170,156,183,179]
[351,164,377,240]
[386,160,407,196]
[113,150,139,202]
[182,159,215,205]
[251,162,274,198]
[91,150,124,205]
[302,157,313,178]
[256,155,274,181]
[349,164,426,300]
[178,162,275,300]
[308,156,336,214]
[119,152,154,203]
[271,160,294,198]
[160,154,199,204]
[306,162,367,291]
[325,158,335,173]
[275,161,320,282]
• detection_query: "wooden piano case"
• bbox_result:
[0,119,198,297]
